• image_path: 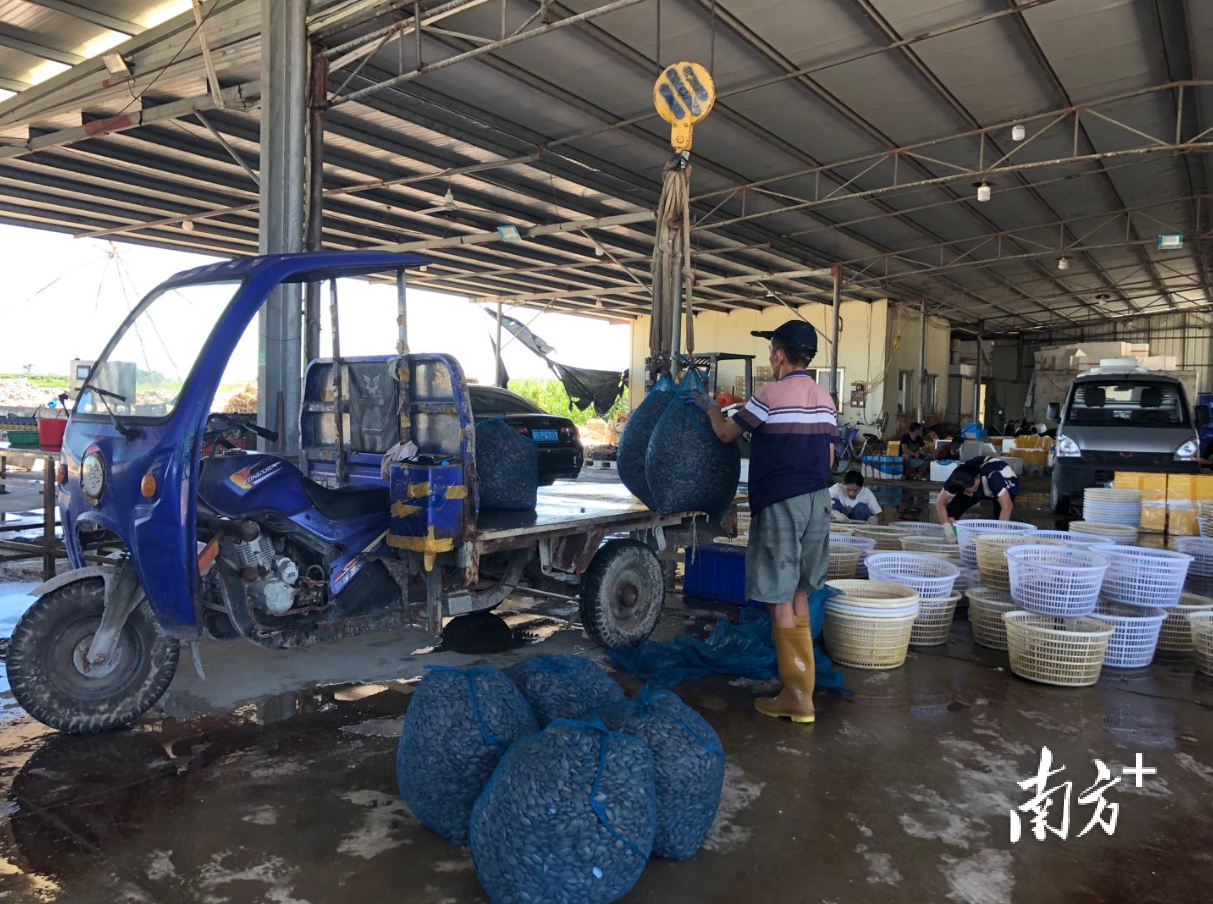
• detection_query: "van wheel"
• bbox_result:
[6,579,179,734]
[580,540,664,649]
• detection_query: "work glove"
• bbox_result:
[867,516,879,524]
[830,509,851,524]
[686,391,716,415]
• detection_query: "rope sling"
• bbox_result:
[649,153,695,378]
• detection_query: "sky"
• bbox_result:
[0,224,632,386]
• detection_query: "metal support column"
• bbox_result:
[917,299,927,423]
[829,264,842,405]
[304,46,328,365]
[973,319,983,427]
[258,0,307,455]
[330,280,345,487]
[495,301,505,387]
[396,270,409,355]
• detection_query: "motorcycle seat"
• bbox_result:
[302,478,389,521]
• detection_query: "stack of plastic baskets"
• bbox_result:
[1068,521,1137,545]
[829,522,855,536]
[1199,502,1213,539]
[1157,592,1213,653]
[1093,602,1168,668]
[889,521,948,538]
[830,535,877,579]
[1091,545,1192,609]
[827,546,861,580]
[954,520,1036,570]
[852,524,912,550]
[1189,611,1213,676]
[1005,545,1111,617]
[1082,488,1143,527]
[975,534,1064,591]
[824,581,919,669]
[1176,537,1213,597]
[900,536,960,561]
[909,592,962,646]
[967,587,1016,650]
[865,553,959,598]
[1003,612,1115,687]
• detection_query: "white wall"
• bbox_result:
[881,304,952,433]
[629,299,892,427]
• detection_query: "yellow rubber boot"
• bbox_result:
[796,615,810,628]
[755,625,816,724]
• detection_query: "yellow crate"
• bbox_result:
[1169,474,1198,502]
[1169,508,1199,536]
[1113,472,1143,491]
[1140,473,1168,501]
[1197,475,1213,502]
[887,440,901,456]
[1141,502,1167,533]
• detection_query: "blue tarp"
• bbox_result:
[608,586,846,692]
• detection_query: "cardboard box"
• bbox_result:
[1169,508,1199,536]
[1141,503,1167,533]
[1168,474,1198,502]
[1140,474,1168,502]
[1197,475,1213,502]
[1141,355,1178,371]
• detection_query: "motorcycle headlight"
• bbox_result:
[81,450,106,502]
[1175,439,1199,461]
[1056,434,1081,458]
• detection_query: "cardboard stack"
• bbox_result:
[1113,472,1213,534]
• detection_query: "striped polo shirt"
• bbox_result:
[732,371,836,517]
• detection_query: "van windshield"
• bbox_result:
[1065,380,1188,427]
[77,280,243,420]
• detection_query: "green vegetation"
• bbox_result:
[507,378,628,426]
[0,372,68,388]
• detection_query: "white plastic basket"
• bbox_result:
[828,522,854,536]
[888,521,949,538]
[829,535,878,554]
[865,553,960,599]
[1003,612,1114,687]
[1005,545,1110,617]
[851,525,912,550]
[827,546,861,580]
[1175,537,1213,576]
[975,534,1064,591]
[1068,521,1138,545]
[1091,544,1192,609]
[1200,502,1213,539]
[967,586,1015,650]
[960,543,979,569]
[1094,602,1167,668]
[1190,611,1213,676]
[1083,488,1142,527]
[900,536,960,559]
[953,519,1036,553]
[1157,593,1213,653]
[909,592,961,646]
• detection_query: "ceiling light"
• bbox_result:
[594,244,605,257]
[976,181,991,202]
[1157,233,1184,250]
[103,53,131,77]
[442,187,455,209]
[1057,256,1070,270]
[497,225,522,243]
[182,219,195,232]
[1012,124,1026,141]
[1095,293,1110,301]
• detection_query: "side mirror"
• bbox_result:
[1197,406,1210,428]
[1046,402,1060,421]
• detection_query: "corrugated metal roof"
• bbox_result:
[0,0,1208,330]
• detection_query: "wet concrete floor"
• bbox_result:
[0,481,1211,903]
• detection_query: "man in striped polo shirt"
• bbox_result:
[702,320,835,724]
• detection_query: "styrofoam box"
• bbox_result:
[932,461,961,483]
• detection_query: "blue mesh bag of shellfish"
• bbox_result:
[396,665,538,844]
[469,718,657,904]
[505,654,625,727]
[475,415,539,510]
[644,368,741,519]
[617,373,674,509]
[594,686,724,860]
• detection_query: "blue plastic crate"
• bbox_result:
[683,544,757,607]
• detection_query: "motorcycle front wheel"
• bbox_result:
[6,578,179,734]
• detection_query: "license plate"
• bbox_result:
[531,428,559,442]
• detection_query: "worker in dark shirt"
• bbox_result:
[699,320,833,725]
[935,456,1020,524]
[900,422,930,479]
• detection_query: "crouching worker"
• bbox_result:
[829,471,884,524]
[935,456,1019,525]
[694,319,834,725]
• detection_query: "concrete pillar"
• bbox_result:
[917,300,926,422]
[257,0,307,455]
[973,319,983,427]
[829,264,842,406]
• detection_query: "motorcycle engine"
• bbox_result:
[233,533,301,616]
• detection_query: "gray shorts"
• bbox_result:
[745,489,831,604]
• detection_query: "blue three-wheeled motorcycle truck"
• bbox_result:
[8,252,714,734]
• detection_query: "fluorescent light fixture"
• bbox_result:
[497,225,522,243]
[1157,233,1184,250]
